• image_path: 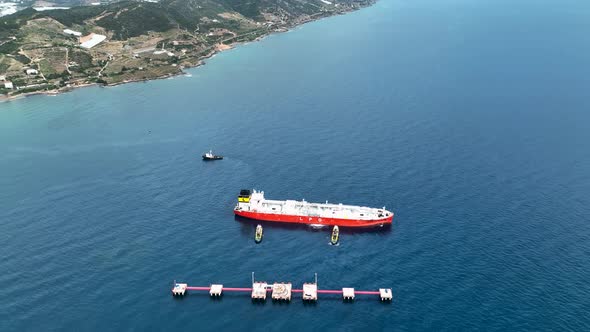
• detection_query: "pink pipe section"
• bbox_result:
[186,287,252,291]
[316,290,380,295]
[186,286,380,295]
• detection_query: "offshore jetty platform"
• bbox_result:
[172,273,393,303]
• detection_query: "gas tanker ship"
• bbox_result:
[234,190,393,228]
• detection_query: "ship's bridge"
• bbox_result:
[236,189,265,210]
[238,189,253,203]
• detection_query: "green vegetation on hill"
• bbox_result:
[0,0,374,97]
[43,6,106,26]
[95,2,175,39]
[0,8,39,36]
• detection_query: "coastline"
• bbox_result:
[0,3,374,102]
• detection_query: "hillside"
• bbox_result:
[0,0,374,97]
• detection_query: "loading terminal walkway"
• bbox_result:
[172,273,392,302]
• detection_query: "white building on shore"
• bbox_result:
[64,29,82,37]
[79,33,107,49]
[33,6,70,11]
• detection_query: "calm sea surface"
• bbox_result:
[1,0,590,330]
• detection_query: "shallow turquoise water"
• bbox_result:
[1,0,590,330]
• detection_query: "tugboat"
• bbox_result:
[255,224,263,243]
[330,225,339,245]
[202,150,223,160]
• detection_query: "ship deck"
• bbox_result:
[254,199,390,220]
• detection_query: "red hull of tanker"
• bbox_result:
[234,209,393,228]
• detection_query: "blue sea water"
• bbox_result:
[1,0,590,330]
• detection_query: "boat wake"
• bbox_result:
[309,224,327,229]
